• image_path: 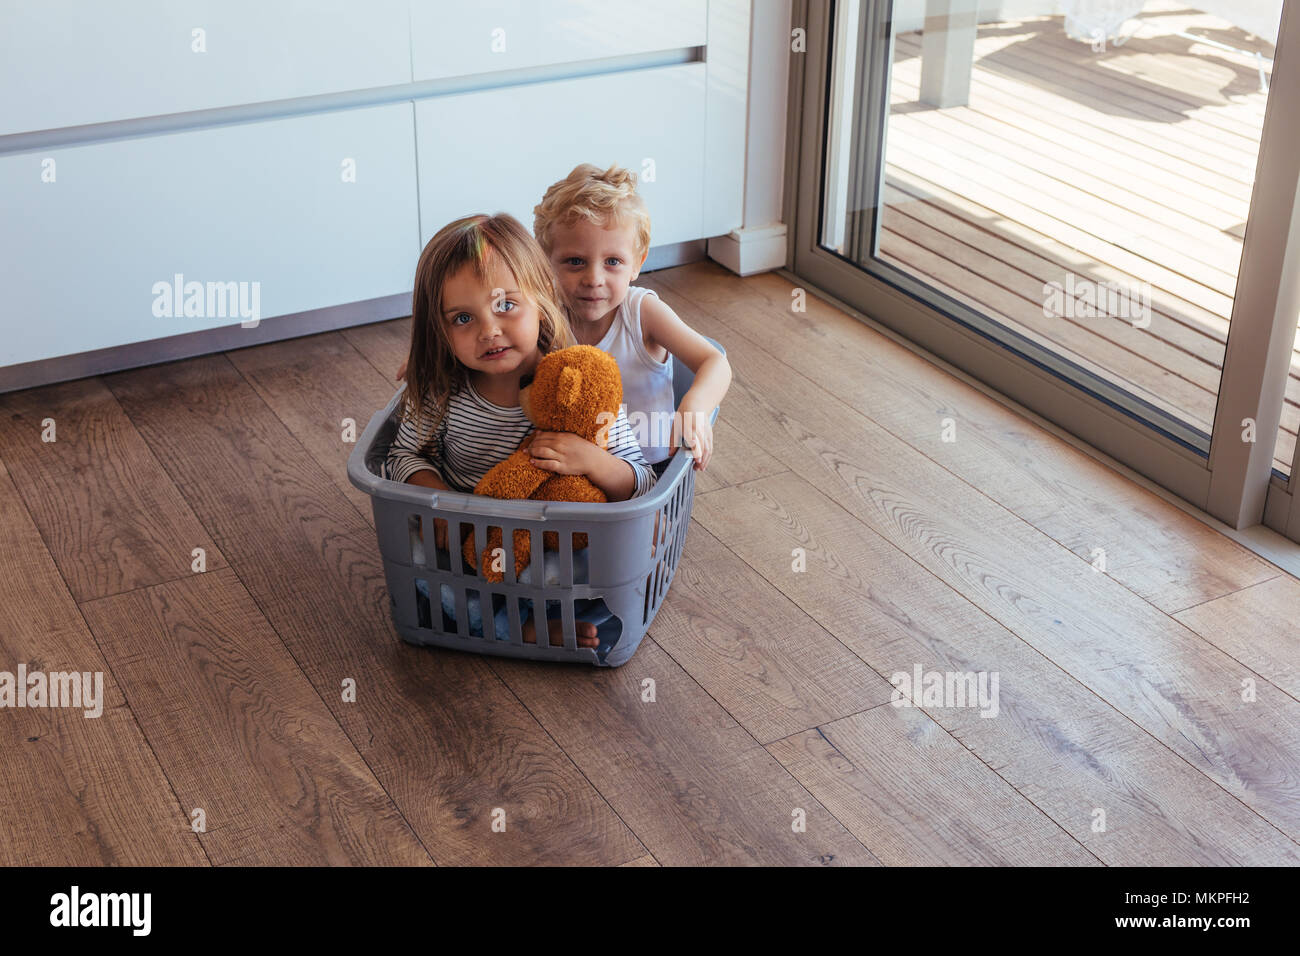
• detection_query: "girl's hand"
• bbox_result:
[396,359,408,381]
[670,410,714,470]
[529,431,600,476]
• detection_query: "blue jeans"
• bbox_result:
[415,548,613,640]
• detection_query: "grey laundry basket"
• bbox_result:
[347,338,723,667]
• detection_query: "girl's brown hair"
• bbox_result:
[399,213,576,458]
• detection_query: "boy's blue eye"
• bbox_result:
[565,258,583,267]
[605,258,621,266]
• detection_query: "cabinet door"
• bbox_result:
[410,0,707,81]
[0,0,409,135]
[0,103,419,367]
[414,64,706,248]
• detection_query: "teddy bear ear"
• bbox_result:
[558,365,582,408]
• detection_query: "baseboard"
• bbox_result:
[707,223,789,276]
[0,239,712,395]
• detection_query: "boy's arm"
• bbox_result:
[639,292,733,419]
[640,293,731,467]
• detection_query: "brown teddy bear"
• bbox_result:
[461,345,623,583]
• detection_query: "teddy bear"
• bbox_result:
[461,344,624,583]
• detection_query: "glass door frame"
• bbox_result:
[784,0,1300,537]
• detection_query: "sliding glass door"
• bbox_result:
[790,0,1300,540]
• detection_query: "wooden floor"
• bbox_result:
[2,259,1300,865]
[877,4,1299,474]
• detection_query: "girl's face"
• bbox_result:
[547,217,645,326]
[439,255,543,380]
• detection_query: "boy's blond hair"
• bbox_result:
[533,163,652,262]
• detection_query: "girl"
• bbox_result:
[387,213,655,648]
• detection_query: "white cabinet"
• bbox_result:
[0,2,750,385]
[415,64,707,248]
[410,0,707,80]
[0,103,419,366]
[0,0,410,135]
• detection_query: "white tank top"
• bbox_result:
[594,286,676,464]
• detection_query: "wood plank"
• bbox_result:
[885,122,1240,296]
[889,72,1247,238]
[883,180,1230,377]
[488,638,883,866]
[884,176,1300,393]
[895,36,1255,210]
[618,853,660,866]
[79,566,431,866]
[991,24,1269,143]
[893,32,1257,194]
[880,182,1300,465]
[646,270,1300,842]
[944,33,1264,175]
[1174,575,1300,700]
[102,353,645,865]
[876,225,1209,427]
[0,377,228,602]
[892,53,1252,219]
[879,212,1219,426]
[880,171,1237,350]
[226,330,402,531]
[769,705,1099,865]
[889,78,1250,268]
[881,140,1234,319]
[648,519,894,743]
[0,458,208,866]
[340,315,414,382]
[692,418,786,496]
[650,265,1277,615]
[1115,29,1275,103]
[696,470,1299,863]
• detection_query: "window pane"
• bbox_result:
[823,0,1291,456]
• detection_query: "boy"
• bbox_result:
[531,163,732,473]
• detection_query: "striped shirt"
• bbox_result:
[385,377,656,497]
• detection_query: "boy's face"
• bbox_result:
[547,217,647,326]
[439,255,541,380]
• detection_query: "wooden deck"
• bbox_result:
[878,4,1297,474]
[2,259,1299,866]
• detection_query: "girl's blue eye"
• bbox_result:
[495,300,516,313]
[452,312,472,325]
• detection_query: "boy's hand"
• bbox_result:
[529,431,601,476]
[671,410,714,470]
